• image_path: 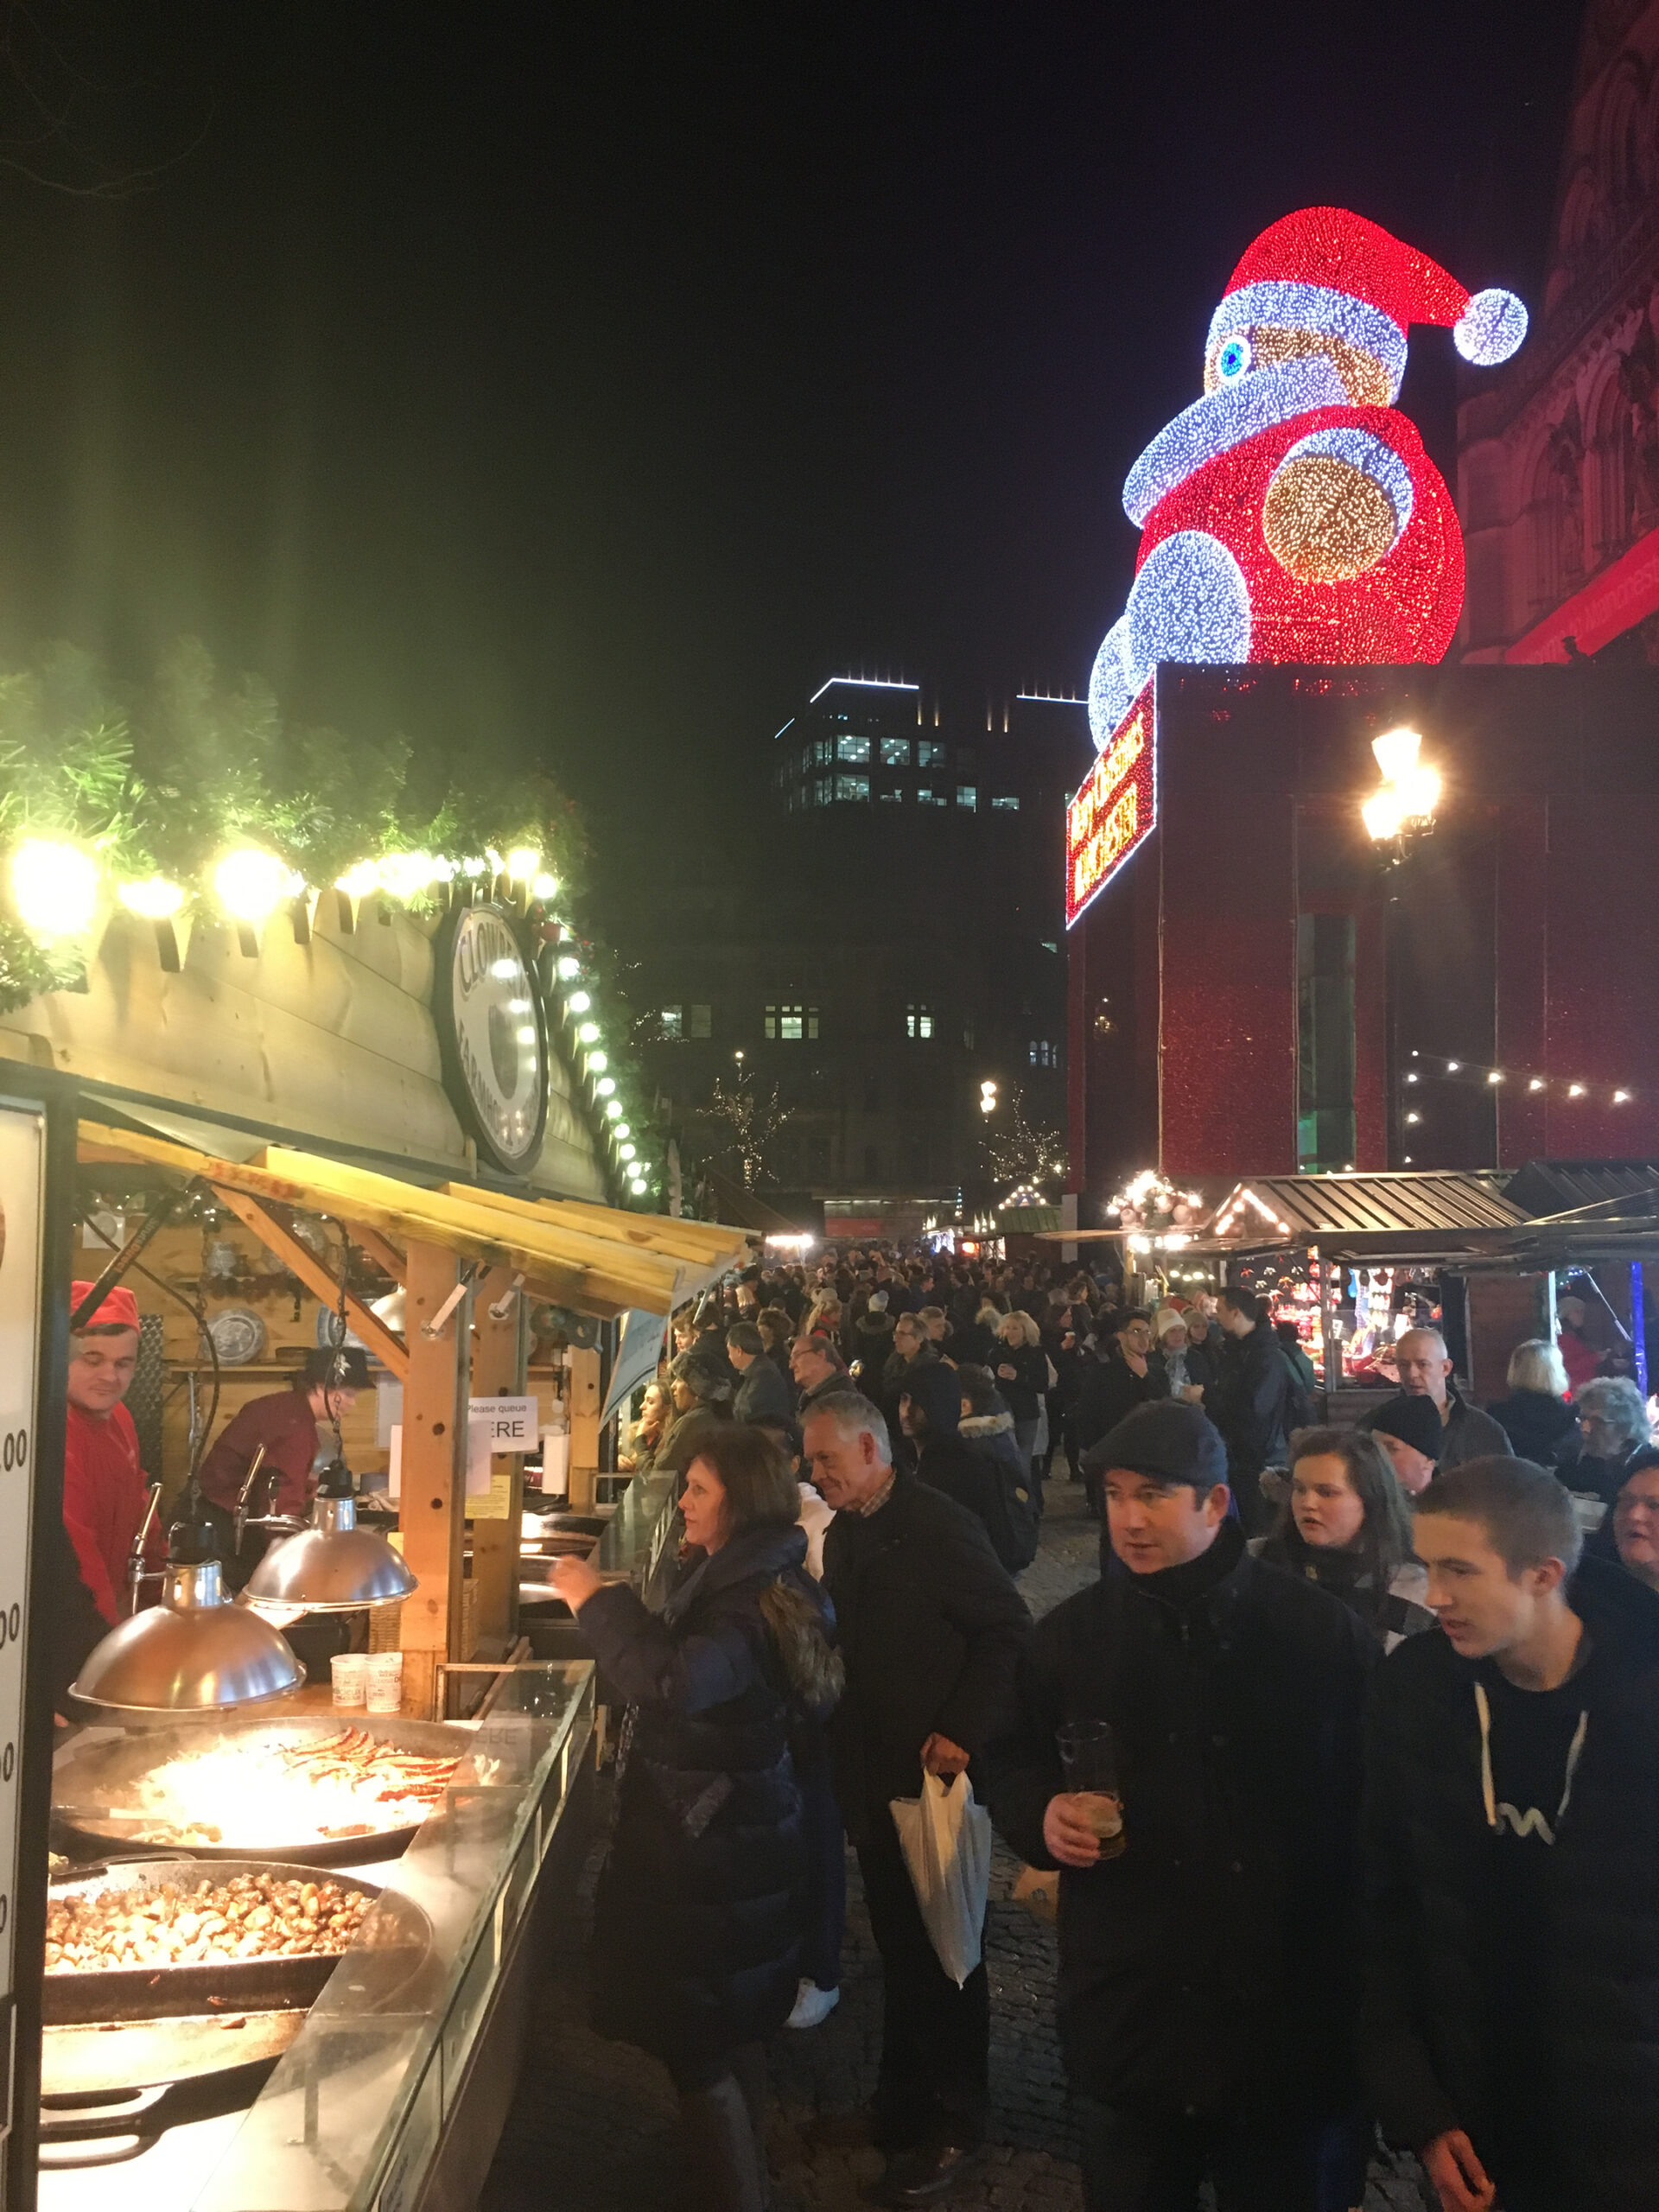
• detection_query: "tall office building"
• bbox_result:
[620,673,1091,1234]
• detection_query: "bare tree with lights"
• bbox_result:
[979,1084,1065,1192]
[702,1072,790,1192]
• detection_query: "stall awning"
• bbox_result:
[1192,1169,1526,1260]
[79,1116,748,1320]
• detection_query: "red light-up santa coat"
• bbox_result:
[1087,208,1528,747]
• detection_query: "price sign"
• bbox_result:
[0,1106,43,2007]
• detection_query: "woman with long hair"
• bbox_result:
[1253,1425,1433,1650]
[552,1428,840,2212]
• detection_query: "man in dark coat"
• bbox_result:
[1071,1310,1169,1515]
[1362,1455,1659,2212]
[986,1401,1376,2212]
[902,1361,1037,1574]
[879,1311,938,1466]
[727,1322,793,1425]
[806,1391,1030,2206]
[1205,1288,1294,1528]
[1360,1326,1511,1474]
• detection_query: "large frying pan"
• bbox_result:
[40,1859,430,2155]
[42,1857,430,2026]
[52,1714,483,1868]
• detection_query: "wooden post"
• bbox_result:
[569,1346,601,1510]
[399,1243,469,1719]
[472,1267,529,1656]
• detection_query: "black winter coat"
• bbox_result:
[919,1419,1039,1573]
[822,1471,1030,1840]
[1360,1556,1659,2209]
[1205,1317,1293,1491]
[1484,1388,1576,1465]
[1071,1347,1169,1459]
[733,1353,792,1426]
[985,1520,1375,2117]
[988,1340,1048,1424]
[582,1523,838,2073]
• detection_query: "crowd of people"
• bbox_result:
[53,1226,1659,2210]
[537,1241,1659,2212]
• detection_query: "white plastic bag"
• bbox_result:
[888,1771,994,1986]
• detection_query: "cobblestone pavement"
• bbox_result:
[482,1467,1427,2212]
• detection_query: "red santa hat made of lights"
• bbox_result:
[1086,207,1528,749]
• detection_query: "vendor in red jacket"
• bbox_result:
[64,1281,164,1624]
[197,1347,370,1582]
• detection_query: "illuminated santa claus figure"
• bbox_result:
[1088,207,1528,747]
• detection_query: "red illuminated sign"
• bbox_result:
[1065,682,1155,927]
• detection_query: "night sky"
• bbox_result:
[0,2,1586,858]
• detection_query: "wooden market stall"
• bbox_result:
[0,880,746,2212]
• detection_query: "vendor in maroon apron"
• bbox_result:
[197,1347,372,1589]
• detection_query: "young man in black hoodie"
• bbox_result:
[1362,1455,1659,2212]
[986,1401,1375,2209]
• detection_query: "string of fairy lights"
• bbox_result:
[1399,1048,1635,1161]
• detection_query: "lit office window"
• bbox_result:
[956,785,977,809]
[918,741,945,768]
[812,736,835,766]
[836,734,871,764]
[660,1006,683,1040]
[917,788,944,806]
[878,787,903,803]
[991,794,1019,810]
[765,1004,820,1041]
[906,1005,935,1039]
[835,773,870,803]
[880,737,912,767]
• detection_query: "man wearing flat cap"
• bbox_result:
[986,1401,1376,2210]
[64,1279,165,1624]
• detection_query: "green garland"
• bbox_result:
[0,638,658,1198]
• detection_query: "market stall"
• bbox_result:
[0,861,745,2212]
[1187,1169,1529,1402]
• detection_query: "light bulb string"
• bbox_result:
[1398,1049,1634,1108]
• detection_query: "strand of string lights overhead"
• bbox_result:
[1400,1049,1634,1122]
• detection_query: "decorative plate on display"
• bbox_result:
[208,1306,266,1366]
[315,1307,367,1352]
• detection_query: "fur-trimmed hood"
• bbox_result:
[960,1408,1015,1440]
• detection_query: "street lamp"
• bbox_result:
[979,1079,998,1116]
[1362,728,1440,848]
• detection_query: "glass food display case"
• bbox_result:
[41,1663,594,2212]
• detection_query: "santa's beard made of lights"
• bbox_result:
[1086,207,1528,748]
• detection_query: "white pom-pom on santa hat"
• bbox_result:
[1454,288,1528,367]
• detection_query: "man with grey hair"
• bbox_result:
[1363,1326,1510,1472]
[806,1390,1029,2206]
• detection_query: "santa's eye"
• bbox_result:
[1217,335,1252,382]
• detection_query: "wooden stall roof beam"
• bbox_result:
[449,1185,750,1274]
[346,1224,408,1284]
[258,1148,681,1317]
[76,1122,677,1319]
[208,1185,410,1382]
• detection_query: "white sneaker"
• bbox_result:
[785,1980,840,2030]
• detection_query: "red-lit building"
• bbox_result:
[1065,658,1659,1219]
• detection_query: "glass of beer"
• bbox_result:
[1058,1719,1126,1859]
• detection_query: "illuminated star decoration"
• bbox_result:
[1086,207,1528,748]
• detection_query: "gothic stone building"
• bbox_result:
[1460,0,1659,664]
